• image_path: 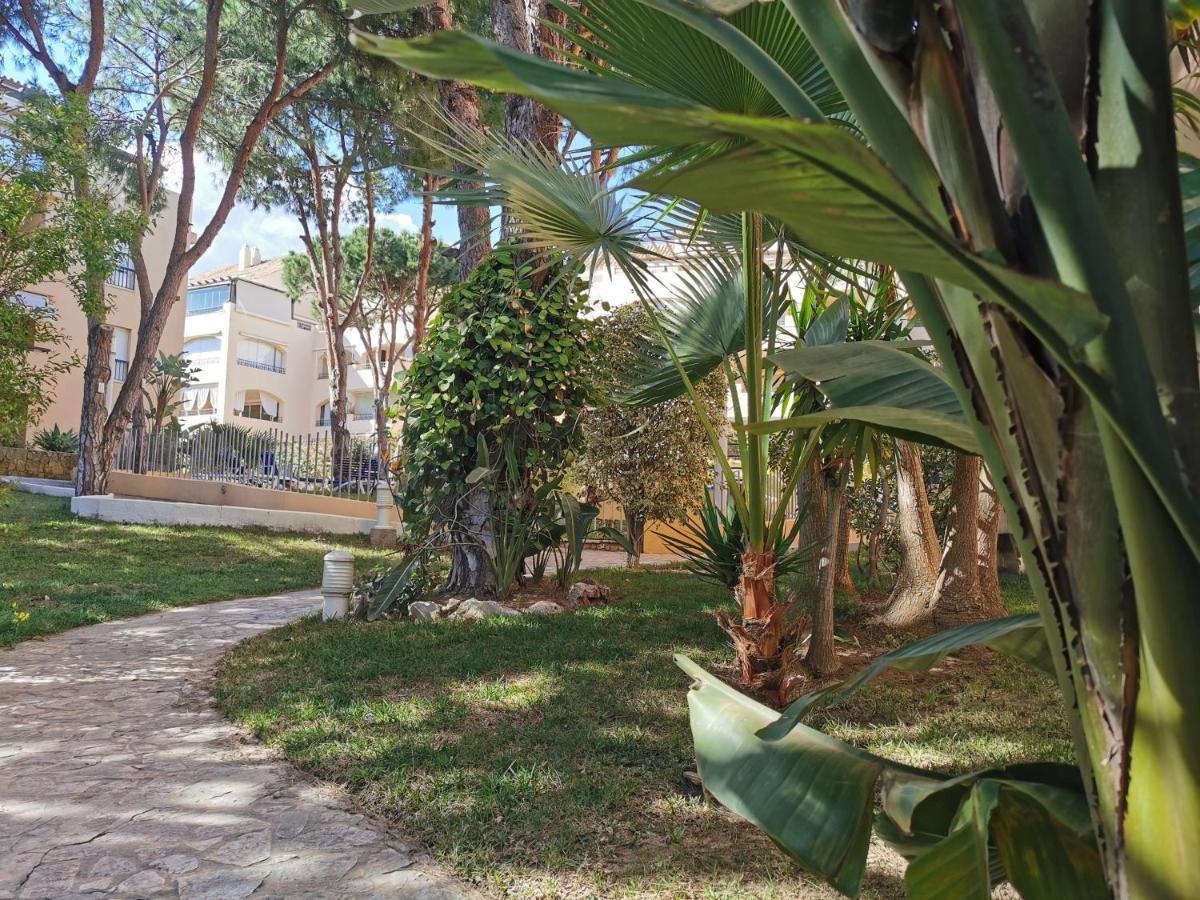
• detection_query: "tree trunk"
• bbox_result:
[624,507,645,568]
[798,457,829,569]
[328,343,351,481]
[532,0,565,153]
[975,464,1006,617]
[806,465,847,675]
[867,470,890,588]
[442,485,497,595]
[414,173,436,353]
[75,324,113,495]
[374,397,389,464]
[431,0,491,279]
[130,393,148,474]
[875,440,939,627]
[492,0,536,146]
[834,491,856,596]
[931,454,986,626]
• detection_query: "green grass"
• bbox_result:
[0,492,395,646]
[215,568,1071,899]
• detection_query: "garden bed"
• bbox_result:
[214,568,1070,898]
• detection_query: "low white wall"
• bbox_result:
[71,494,374,535]
[1,476,75,497]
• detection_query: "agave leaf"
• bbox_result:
[758,614,1052,741]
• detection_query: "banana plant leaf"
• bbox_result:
[677,655,1107,898]
[751,340,980,453]
[757,614,1053,741]
[675,654,906,895]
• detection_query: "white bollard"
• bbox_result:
[370,477,398,548]
[322,549,354,620]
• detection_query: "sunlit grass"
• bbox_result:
[0,492,394,645]
[216,567,1071,898]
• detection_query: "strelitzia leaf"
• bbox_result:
[675,654,902,896]
[746,405,978,454]
[757,614,1052,741]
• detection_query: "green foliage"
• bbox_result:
[143,352,199,431]
[394,245,596,523]
[573,304,725,541]
[0,95,142,320]
[660,491,809,589]
[0,299,75,447]
[31,425,79,453]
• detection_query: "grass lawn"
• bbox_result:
[215,568,1072,899]
[1,491,395,646]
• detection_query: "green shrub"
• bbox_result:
[31,425,79,453]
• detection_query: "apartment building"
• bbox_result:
[5,77,187,439]
[179,245,409,437]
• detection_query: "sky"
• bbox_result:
[1,57,461,278]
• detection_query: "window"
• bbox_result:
[15,291,49,309]
[106,249,135,290]
[352,395,374,421]
[235,390,281,422]
[316,402,330,426]
[236,339,285,374]
[183,336,221,358]
[179,383,219,416]
[186,285,230,315]
[110,327,131,383]
[317,353,329,379]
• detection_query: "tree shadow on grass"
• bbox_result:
[217,570,917,897]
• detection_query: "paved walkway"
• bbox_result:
[0,591,472,900]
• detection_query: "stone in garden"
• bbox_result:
[440,596,464,615]
[408,600,442,621]
[526,601,565,616]
[566,579,612,607]
[453,598,521,620]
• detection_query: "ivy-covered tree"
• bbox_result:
[573,305,724,566]
[394,244,594,593]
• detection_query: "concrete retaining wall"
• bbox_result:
[71,494,375,535]
[107,471,394,522]
[0,447,76,481]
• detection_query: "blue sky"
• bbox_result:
[2,56,460,276]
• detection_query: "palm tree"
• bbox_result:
[142,352,198,432]
[354,1,1200,894]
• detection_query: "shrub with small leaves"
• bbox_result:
[393,245,596,525]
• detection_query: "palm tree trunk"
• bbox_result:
[932,454,985,626]
[875,440,938,627]
[834,492,856,596]
[975,464,1006,617]
[798,457,829,569]
[806,464,847,675]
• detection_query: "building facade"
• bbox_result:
[4,77,188,441]
[179,245,410,438]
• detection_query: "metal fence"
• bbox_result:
[114,425,383,498]
[710,465,803,520]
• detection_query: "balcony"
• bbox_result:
[111,358,128,382]
[236,358,286,375]
[352,411,374,421]
[236,408,281,423]
[106,264,135,291]
[315,416,331,427]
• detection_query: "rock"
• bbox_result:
[525,601,565,616]
[440,596,464,616]
[407,601,442,621]
[453,599,521,620]
[565,579,612,608]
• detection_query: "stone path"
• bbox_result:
[0,591,473,899]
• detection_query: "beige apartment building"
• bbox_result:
[179,245,409,438]
[4,77,187,440]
